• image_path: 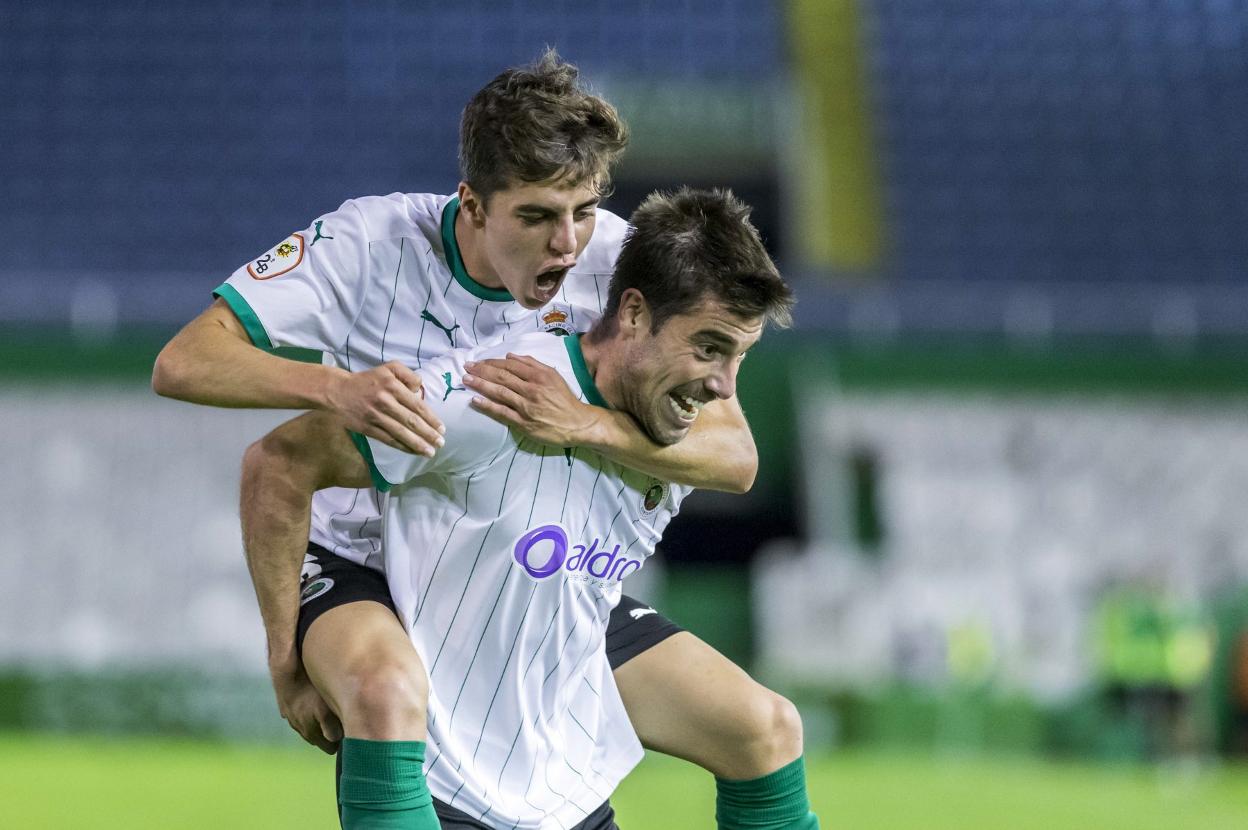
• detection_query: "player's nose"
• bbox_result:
[549,214,577,257]
[705,363,738,400]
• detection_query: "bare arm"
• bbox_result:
[153,299,443,454]
[463,355,758,493]
[240,411,371,751]
[583,396,756,493]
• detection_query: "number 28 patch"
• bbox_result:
[247,233,305,280]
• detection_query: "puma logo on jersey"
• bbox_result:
[421,310,461,346]
[311,220,334,246]
[629,607,658,621]
[442,372,465,401]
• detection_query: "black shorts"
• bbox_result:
[433,797,617,830]
[297,543,683,670]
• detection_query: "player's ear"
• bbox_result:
[617,288,651,340]
[457,182,488,228]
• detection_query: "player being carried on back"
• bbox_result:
[253,187,820,829]
[154,50,815,829]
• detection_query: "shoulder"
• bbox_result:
[337,192,452,245]
[466,330,571,365]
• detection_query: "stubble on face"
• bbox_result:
[611,300,765,446]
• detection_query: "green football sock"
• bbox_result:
[338,738,440,829]
[715,756,821,830]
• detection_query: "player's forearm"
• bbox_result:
[586,399,758,493]
[152,302,342,411]
[239,430,321,666]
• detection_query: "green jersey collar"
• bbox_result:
[440,197,513,303]
[564,334,609,409]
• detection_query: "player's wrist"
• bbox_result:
[266,643,301,675]
[313,365,353,415]
[579,408,627,453]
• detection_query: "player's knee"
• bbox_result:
[338,662,428,738]
[738,688,804,772]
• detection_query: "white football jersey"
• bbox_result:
[361,332,689,830]
[215,193,626,568]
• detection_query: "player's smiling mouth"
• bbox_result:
[667,392,706,424]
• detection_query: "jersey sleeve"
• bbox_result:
[351,351,514,490]
[213,200,374,351]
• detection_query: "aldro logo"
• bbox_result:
[512,524,643,587]
[540,305,574,336]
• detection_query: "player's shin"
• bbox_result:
[715,756,821,830]
[338,738,440,829]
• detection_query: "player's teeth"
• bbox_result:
[668,394,699,421]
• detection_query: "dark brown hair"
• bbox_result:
[605,187,794,331]
[459,49,629,203]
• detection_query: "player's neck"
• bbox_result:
[454,209,506,290]
[578,328,624,410]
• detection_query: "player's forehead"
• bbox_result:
[664,297,765,352]
[490,177,601,213]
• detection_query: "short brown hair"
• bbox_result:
[605,188,794,331]
[459,49,629,203]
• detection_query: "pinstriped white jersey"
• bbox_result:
[359,332,690,830]
[215,192,625,570]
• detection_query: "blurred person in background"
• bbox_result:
[154,52,812,829]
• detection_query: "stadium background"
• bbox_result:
[4,1,1248,826]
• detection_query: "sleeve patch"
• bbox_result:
[247,233,305,280]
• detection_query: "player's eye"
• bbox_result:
[574,210,594,221]
[697,343,719,359]
[518,214,545,226]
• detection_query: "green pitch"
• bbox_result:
[3,733,1246,829]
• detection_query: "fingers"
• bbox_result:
[386,361,426,395]
[316,709,344,751]
[462,372,527,412]
[468,357,547,385]
[469,395,523,427]
[381,362,445,436]
[367,412,440,457]
[288,705,342,755]
[507,354,559,377]
[387,397,446,451]
[464,359,529,390]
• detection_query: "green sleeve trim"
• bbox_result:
[213,283,275,350]
[439,197,514,303]
[348,431,393,493]
[564,334,609,408]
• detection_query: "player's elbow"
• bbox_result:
[150,341,189,399]
[718,449,758,495]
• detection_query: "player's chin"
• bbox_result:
[642,411,689,447]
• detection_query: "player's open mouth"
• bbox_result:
[534,267,569,299]
[667,393,706,424]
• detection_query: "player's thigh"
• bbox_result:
[297,549,428,722]
[611,629,799,776]
[303,600,426,711]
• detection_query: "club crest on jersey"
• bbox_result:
[247,233,305,280]
[512,523,643,587]
[540,305,574,336]
[642,478,668,515]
